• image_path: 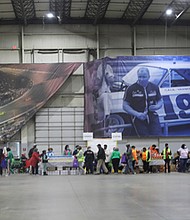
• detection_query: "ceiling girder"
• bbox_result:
[161,0,190,26]
[122,0,153,25]
[11,0,36,25]
[85,0,110,24]
[49,0,71,22]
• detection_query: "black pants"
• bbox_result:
[164,159,171,173]
[85,161,94,174]
[142,160,149,173]
[112,158,120,173]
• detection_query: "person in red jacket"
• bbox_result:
[29,148,41,175]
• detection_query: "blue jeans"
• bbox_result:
[179,158,188,172]
[124,159,134,174]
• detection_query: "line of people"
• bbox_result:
[1,142,189,176]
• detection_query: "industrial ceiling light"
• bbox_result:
[166,9,173,16]
[46,12,54,18]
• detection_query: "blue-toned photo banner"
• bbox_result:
[84,56,190,137]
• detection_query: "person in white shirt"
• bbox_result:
[177,144,189,172]
[104,144,112,173]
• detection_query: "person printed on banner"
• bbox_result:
[123,67,163,136]
[84,146,95,174]
[41,150,48,176]
[161,143,172,173]
[63,145,72,156]
[93,62,115,124]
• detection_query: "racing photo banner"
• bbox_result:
[84,56,190,138]
[0,63,81,141]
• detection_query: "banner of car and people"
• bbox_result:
[84,56,190,138]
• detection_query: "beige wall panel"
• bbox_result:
[100,49,132,58]
[24,34,95,49]
[24,24,96,35]
[32,51,59,63]
[62,52,87,62]
[0,34,19,49]
[46,95,84,107]
[136,25,190,49]
[0,51,20,63]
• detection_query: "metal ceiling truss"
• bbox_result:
[85,0,110,24]
[161,0,190,26]
[49,0,71,23]
[11,0,36,25]
[122,0,153,25]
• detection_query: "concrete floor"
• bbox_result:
[0,173,189,220]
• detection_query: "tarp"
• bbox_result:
[0,63,81,141]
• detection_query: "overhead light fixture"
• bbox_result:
[46,12,54,18]
[166,9,173,16]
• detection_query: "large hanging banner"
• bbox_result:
[84,56,190,138]
[0,63,81,141]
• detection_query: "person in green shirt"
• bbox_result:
[7,147,14,175]
[111,147,121,173]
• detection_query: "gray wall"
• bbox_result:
[0,24,190,155]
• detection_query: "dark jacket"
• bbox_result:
[84,149,95,163]
[97,147,106,160]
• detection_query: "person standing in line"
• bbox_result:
[131,145,138,171]
[104,144,112,173]
[123,67,163,136]
[177,144,189,173]
[63,145,72,155]
[47,148,54,157]
[0,148,6,176]
[29,148,41,175]
[124,144,135,174]
[84,146,95,174]
[6,147,14,175]
[41,150,48,176]
[140,147,150,173]
[95,144,108,175]
[76,146,85,175]
[110,147,120,174]
[161,143,172,173]
[28,144,37,159]
[28,144,37,174]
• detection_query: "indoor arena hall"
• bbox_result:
[0,173,189,220]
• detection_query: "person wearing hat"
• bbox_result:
[84,146,95,174]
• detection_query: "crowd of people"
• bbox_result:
[0,143,189,177]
